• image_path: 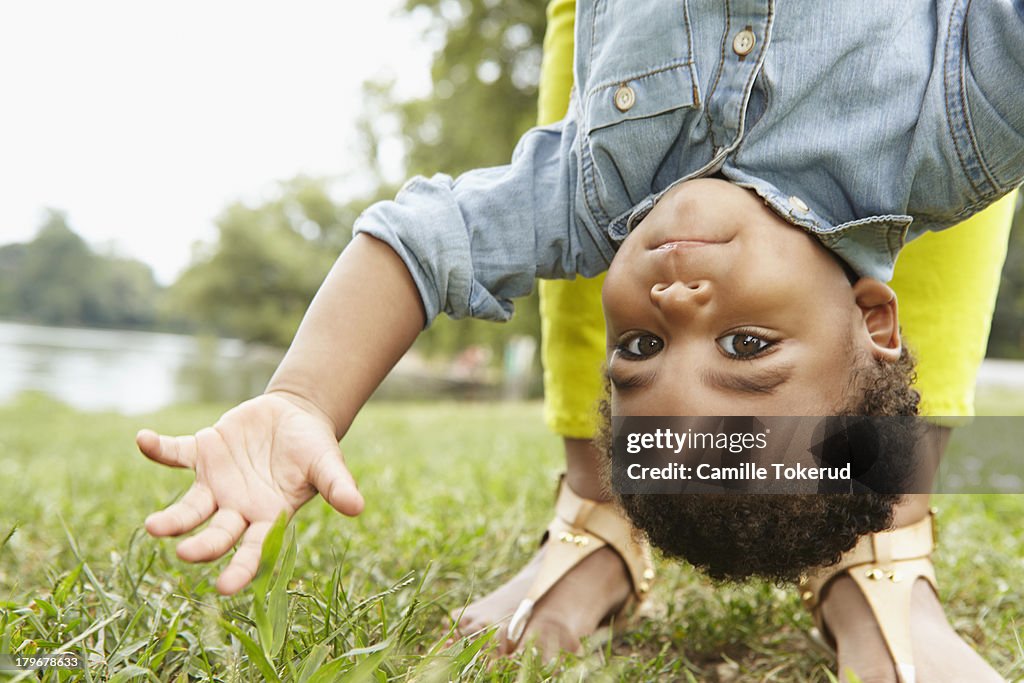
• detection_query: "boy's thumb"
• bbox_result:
[311,447,364,516]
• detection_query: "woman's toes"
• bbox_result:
[528,615,581,655]
[456,614,485,639]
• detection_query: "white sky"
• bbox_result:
[0,1,432,283]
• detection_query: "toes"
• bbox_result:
[836,665,897,683]
[496,623,515,655]
[512,615,581,659]
[446,608,496,649]
[454,616,478,639]
[452,606,484,638]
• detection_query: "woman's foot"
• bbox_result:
[453,439,638,657]
[820,575,1005,683]
[455,542,633,657]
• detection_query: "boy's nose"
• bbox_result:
[650,279,712,313]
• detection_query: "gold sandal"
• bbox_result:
[799,510,938,683]
[506,476,656,646]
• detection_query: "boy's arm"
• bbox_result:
[353,115,616,326]
[137,235,423,595]
[265,234,425,438]
[140,106,600,595]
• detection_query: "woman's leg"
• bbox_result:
[455,0,635,655]
[819,191,1016,682]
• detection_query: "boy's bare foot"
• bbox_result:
[454,543,632,658]
[820,575,1005,683]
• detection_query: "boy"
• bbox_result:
[137,1,1021,679]
[509,3,1016,681]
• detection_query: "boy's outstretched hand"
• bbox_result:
[136,391,364,595]
[136,235,425,596]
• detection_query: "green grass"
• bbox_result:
[1,390,1022,681]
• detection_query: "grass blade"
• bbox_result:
[251,512,290,661]
[297,642,330,683]
[251,512,289,599]
[338,645,391,683]
[53,562,83,607]
[268,523,296,657]
[0,524,17,553]
[220,617,281,683]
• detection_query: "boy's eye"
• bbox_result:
[618,333,664,359]
[716,333,773,359]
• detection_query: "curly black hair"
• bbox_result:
[598,347,920,584]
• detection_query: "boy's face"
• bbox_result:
[603,178,882,417]
[602,179,910,581]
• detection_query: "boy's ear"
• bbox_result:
[852,278,901,361]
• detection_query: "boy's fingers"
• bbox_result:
[136,429,199,469]
[145,484,216,537]
[176,509,247,563]
[309,447,364,517]
[215,520,272,595]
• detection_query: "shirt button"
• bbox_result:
[732,28,756,56]
[614,84,636,112]
[789,195,810,213]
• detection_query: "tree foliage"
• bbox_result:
[366,0,549,358]
[0,210,160,329]
[165,1,549,354]
[6,1,1020,363]
[166,177,371,347]
[394,0,545,178]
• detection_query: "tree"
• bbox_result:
[169,0,550,357]
[15,211,96,325]
[166,177,373,347]
[394,0,545,178]
[0,210,160,329]
[358,0,548,358]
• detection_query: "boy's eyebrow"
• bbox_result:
[605,363,793,395]
[701,364,794,395]
[605,366,656,391]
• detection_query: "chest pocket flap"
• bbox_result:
[585,63,699,132]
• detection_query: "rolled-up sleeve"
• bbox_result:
[353,115,616,325]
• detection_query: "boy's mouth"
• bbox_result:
[653,239,726,251]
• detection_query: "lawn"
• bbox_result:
[1,391,1022,681]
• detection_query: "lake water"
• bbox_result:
[0,321,283,414]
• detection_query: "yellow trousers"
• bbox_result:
[537,0,1015,436]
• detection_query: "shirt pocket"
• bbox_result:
[578,0,701,225]
[942,0,1024,213]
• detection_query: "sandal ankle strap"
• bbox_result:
[800,510,939,683]
[507,477,655,645]
[552,478,656,596]
[800,510,936,612]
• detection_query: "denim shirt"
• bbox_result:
[354,0,1024,324]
